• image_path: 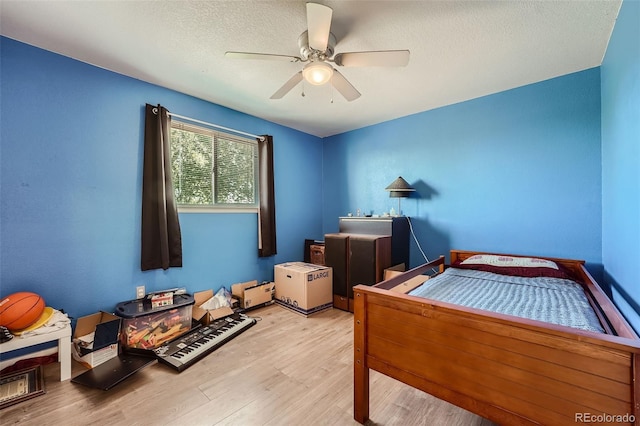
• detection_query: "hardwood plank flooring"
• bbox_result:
[0,305,496,425]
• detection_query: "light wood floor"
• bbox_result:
[1,304,496,426]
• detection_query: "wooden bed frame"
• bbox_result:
[353,250,640,425]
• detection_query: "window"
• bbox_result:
[170,121,258,211]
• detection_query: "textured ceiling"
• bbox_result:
[0,1,621,137]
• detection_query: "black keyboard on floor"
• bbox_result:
[153,312,256,372]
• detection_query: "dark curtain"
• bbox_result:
[258,135,277,257]
[141,104,183,270]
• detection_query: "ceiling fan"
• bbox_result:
[225,2,410,102]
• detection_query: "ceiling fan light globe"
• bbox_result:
[302,61,333,85]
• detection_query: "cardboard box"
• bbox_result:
[274,262,332,317]
[383,268,430,293]
[232,280,275,311]
[192,289,235,325]
[72,343,119,369]
[72,311,121,368]
[384,263,406,275]
[309,244,325,265]
[150,292,173,308]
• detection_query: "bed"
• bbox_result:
[353,250,640,425]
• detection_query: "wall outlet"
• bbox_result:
[136,285,145,299]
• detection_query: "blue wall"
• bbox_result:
[2,0,639,337]
[323,68,603,273]
[0,37,324,321]
[601,0,640,330]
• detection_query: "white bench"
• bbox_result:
[0,324,72,381]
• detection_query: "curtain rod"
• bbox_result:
[153,107,264,141]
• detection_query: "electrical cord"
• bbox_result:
[406,216,440,274]
[406,216,429,263]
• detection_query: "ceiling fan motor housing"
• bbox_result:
[298,30,336,61]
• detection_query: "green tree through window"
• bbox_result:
[170,122,257,208]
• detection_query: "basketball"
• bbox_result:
[0,292,46,331]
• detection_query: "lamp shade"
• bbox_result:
[385,176,415,198]
[302,61,334,85]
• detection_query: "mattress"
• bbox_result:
[408,268,604,333]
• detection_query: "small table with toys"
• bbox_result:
[0,292,71,381]
[0,323,72,381]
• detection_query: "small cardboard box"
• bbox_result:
[274,262,332,317]
[150,292,173,308]
[72,343,119,369]
[192,290,235,325]
[383,268,430,293]
[232,280,275,311]
[309,244,325,265]
[72,311,121,368]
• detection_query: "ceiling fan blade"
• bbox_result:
[225,51,302,62]
[331,69,361,102]
[270,71,304,99]
[334,50,410,67]
[307,3,333,52]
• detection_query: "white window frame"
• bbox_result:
[170,121,259,213]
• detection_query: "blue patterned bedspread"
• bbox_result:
[408,268,604,333]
